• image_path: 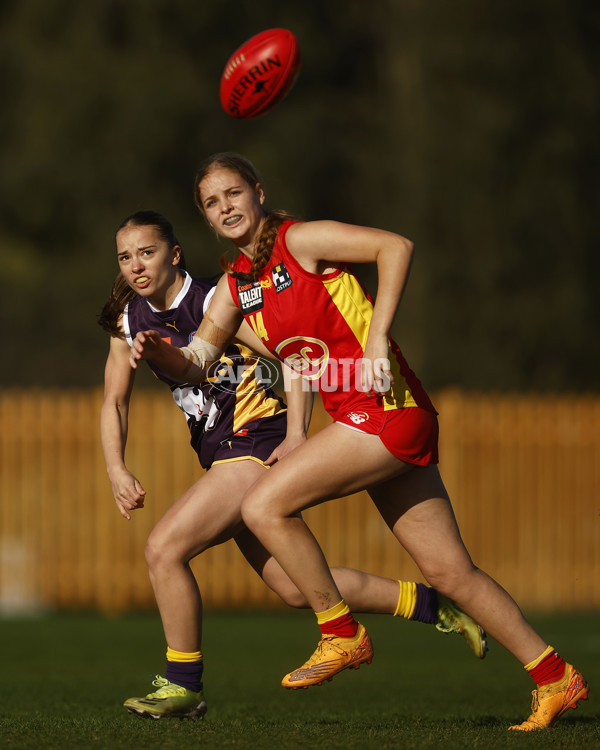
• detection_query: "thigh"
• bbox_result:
[368,465,475,576]
[243,422,413,517]
[150,459,267,559]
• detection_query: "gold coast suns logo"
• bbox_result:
[275,336,329,380]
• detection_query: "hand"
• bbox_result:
[109,467,147,520]
[129,330,163,369]
[361,334,394,395]
[264,432,307,465]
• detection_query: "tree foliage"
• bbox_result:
[0,0,597,390]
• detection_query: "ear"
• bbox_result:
[172,245,182,266]
[255,182,265,205]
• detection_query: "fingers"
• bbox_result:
[361,358,393,395]
[128,330,158,369]
[360,358,373,394]
[116,495,145,520]
[264,449,278,466]
[373,357,393,392]
[113,478,146,520]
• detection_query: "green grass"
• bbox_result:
[1,610,598,749]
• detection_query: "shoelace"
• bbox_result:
[305,634,359,665]
[151,676,170,689]
[435,606,458,633]
[530,690,540,712]
[148,676,187,698]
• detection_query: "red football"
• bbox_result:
[220,28,301,119]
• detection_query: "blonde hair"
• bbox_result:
[194,152,297,281]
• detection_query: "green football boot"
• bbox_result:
[124,675,207,719]
[435,594,488,659]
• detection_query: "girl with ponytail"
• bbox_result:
[128,154,586,730]
[101,207,475,720]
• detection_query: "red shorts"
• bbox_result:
[338,406,439,466]
[378,407,439,465]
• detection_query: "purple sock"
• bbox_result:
[410,583,438,624]
[166,660,204,692]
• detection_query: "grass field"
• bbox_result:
[1,610,598,749]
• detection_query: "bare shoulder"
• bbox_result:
[108,328,132,360]
[212,272,237,305]
[286,219,404,266]
[205,272,243,332]
[285,220,349,264]
[286,219,346,246]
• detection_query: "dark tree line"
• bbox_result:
[0,0,598,391]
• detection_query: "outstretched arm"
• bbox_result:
[100,333,146,520]
[129,275,244,382]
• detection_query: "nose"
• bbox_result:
[219,196,233,214]
[132,255,145,272]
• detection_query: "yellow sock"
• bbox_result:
[316,599,350,625]
[166,647,203,663]
[524,645,554,671]
[394,580,417,619]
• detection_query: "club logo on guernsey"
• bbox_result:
[237,279,264,313]
[272,262,293,293]
[275,336,329,380]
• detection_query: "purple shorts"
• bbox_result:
[202,412,288,469]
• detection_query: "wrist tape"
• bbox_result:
[178,311,234,382]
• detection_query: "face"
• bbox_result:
[198,168,265,251]
[116,224,181,301]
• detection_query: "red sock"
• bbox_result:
[527,649,566,686]
[319,612,358,638]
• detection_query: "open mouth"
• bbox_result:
[135,276,150,285]
[224,215,242,227]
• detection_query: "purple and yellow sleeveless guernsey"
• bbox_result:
[123,271,285,469]
[227,221,436,455]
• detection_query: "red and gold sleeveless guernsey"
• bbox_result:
[227,221,438,463]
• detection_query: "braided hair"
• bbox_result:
[98,210,186,338]
[194,152,296,281]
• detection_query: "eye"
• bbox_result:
[205,198,216,208]
[118,254,129,263]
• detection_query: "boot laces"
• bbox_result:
[147,675,187,698]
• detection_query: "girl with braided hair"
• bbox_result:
[128,155,588,730]
[101,209,485,720]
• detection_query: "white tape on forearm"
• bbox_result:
[178,337,223,382]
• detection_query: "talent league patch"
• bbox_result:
[237,279,264,313]
[272,262,293,293]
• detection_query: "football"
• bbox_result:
[220,28,301,119]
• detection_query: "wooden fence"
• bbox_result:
[0,388,598,614]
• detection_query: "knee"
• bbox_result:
[144,531,167,573]
[422,562,479,599]
[144,528,188,573]
[240,488,273,535]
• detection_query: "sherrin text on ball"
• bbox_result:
[219,28,301,119]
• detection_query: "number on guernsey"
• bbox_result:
[249,311,269,342]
